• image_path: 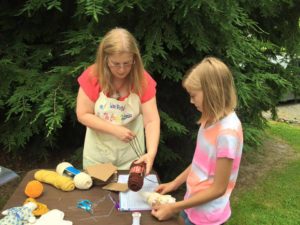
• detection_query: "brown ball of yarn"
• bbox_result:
[25,180,44,198]
[128,161,146,192]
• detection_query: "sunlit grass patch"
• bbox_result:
[229,122,300,225]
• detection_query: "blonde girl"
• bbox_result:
[152,57,243,225]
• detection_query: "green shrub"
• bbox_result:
[0,1,299,175]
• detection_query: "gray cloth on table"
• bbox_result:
[0,166,19,186]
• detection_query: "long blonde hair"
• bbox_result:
[94,28,145,95]
[183,57,237,124]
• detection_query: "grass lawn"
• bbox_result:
[228,122,300,225]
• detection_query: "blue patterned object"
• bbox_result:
[77,200,93,214]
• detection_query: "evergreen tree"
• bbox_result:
[0,0,299,177]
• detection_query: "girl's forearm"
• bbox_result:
[144,119,160,158]
[173,165,191,189]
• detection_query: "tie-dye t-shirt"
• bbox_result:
[184,112,243,225]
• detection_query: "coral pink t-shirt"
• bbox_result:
[77,66,156,103]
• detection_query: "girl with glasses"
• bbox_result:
[76,28,160,175]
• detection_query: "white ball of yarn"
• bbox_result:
[56,162,73,175]
[74,173,93,189]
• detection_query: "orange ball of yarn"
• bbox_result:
[25,180,44,198]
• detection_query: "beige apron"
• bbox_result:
[83,92,145,170]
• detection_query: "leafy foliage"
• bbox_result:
[0,1,299,175]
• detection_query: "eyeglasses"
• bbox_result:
[108,58,135,69]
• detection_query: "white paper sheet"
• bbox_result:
[118,174,159,211]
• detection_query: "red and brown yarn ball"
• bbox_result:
[24,180,44,198]
[128,161,146,192]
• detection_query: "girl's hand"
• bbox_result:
[155,181,178,195]
[134,153,155,175]
[113,126,135,142]
[151,203,177,221]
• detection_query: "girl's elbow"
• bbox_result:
[76,112,85,125]
[214,186,227,198]
[154,114,161,125]
[76,116,83,125]
[219,188,227,197]
[157,116,161,124]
